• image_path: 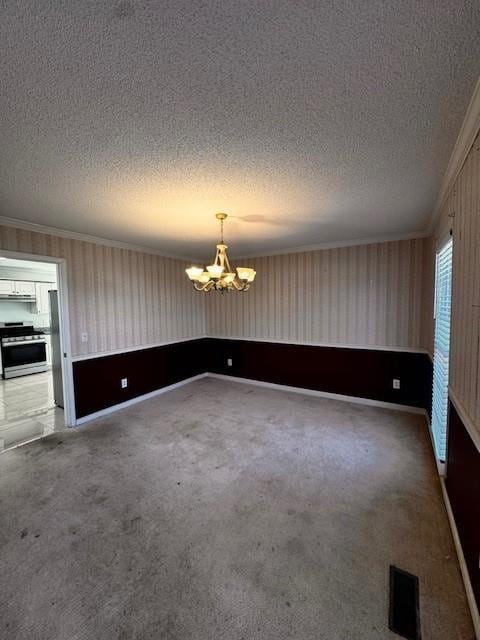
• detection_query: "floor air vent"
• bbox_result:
[389,565,421,639]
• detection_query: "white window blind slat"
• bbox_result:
[431,239,452,462]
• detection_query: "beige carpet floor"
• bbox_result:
[0,378,474,639]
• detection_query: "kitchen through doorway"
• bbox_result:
[0,257,65,451]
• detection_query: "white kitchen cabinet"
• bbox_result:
[15,281,35,295]
[0,280,36,296]
[0,281,15,295]
[34,282,56,314]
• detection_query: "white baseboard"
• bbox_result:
[75,370,427,426]
[207,373,426,414]
[422,403,479,636]
[75,370,427,428]
[74,373,208,426]
[440,478,480,639]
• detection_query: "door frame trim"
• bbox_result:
[0,249,75,426]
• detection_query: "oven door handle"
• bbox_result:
[2,340,47,347]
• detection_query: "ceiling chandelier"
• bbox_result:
[185,213,256,292]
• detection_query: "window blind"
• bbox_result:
[431,239,452,462]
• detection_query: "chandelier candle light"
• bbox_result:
[186,213,256,292]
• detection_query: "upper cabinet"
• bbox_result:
[0,280,56,308]
[0,281,15,295]
[0,280,36,297]
[14,281,36,295]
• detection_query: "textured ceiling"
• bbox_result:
[0,1,479,260]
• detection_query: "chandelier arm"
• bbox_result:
[193,280,214,292]
[224,251,233,273]
[232,278,247,291]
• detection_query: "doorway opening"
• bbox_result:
[0,256,70,451]
[431,237,453,468]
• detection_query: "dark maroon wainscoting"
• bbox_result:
[205,339,432,409]
[446,401,480,609]
[73,339,207,418]
[73,338,432,418]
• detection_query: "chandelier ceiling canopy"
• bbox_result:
[185,213,256,292]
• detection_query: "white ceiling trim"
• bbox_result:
[428,74,480,233]
[234,230,429,260]
[0,215,200,263]
[0,215,429,263]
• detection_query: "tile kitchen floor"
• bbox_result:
[0,372,64,452]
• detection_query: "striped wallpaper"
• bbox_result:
[206,238,428,350]
[0,226,205,357]
[432,131,480,439]
[420,235,435,357]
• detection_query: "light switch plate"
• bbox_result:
[121,378,128,389]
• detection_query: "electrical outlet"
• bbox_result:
[121,378,128,389]
[393,378,401,390]
[227,358,233,367]
[81,332,88,343]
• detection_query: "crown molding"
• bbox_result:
[428,74,480,234]
[0,214,429,264]
[0,215,201,263]
[233,230,429,260]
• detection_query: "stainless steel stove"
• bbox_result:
[0,322,47,378]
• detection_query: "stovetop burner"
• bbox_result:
[0,322,45,339]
